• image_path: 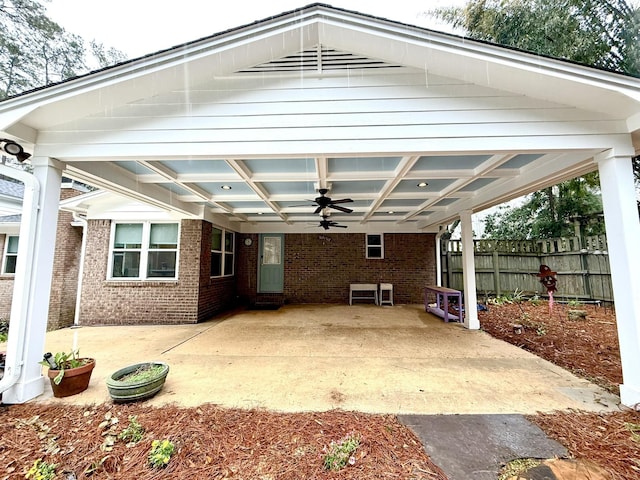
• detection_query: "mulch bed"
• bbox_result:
[479,302,621,394]
[1,301,638,479]
[479,301,640,479]
[529,410,640,480]
[0,403,448,480]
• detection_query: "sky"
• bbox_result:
[46,0,465,59]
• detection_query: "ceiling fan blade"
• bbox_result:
[313,206,324,214]
[330,198,353,204]
[332,224,348,228]
[329,204,353,213]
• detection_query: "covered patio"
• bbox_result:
[0,3,638,408]
[39,305,618,414]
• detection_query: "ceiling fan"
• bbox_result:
[301,188,354,214]
[317,215,348,230]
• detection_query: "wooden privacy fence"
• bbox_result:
[442,235,612,302]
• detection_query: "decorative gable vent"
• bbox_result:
[237,45,403,74]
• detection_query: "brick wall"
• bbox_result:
[47,187,83,330]
[0,186,84,329]
[236,233,436,305]
[79,219,237,325]
[196,221,239,321]
[236,233,259,305]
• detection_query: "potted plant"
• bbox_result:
[40,350,95,398]
[106,362,169,403]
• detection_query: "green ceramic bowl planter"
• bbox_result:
[106,362,169,403]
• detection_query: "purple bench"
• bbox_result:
[424,286,462,322]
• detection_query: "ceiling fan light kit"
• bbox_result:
[294,188,354,230]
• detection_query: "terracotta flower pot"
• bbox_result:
[106,362,169,403]
[47,358,95,398]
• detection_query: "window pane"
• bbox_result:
[225,231,234,252]
[211,228,222,251]
[147,251,177,277]
[112,251,141,277]
[224,252,234,275]
[5,255,16,274]
[114,224,142,249]
[367,234,381,246]
[368,247,382,258]
[211,252,222,276]
[7,236,18,253]
[149,223,178,249]
[263,236,281,265]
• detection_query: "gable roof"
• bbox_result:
[0,3,637,233]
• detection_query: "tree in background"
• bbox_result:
[431,0,640,237]
[0,0,126,99]
[430,0,640,76]
[482,177,605,239]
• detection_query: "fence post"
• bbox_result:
[492,250,501,297]
[580,248,592,299]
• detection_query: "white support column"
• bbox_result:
[597,151,640,408]
[2,157,63,403]
[460,210,479,330]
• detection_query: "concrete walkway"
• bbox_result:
[37,304,619,413]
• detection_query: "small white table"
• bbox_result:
[349,283,378,305]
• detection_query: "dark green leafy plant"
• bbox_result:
[0,318,8,343]
[39,350,91,385]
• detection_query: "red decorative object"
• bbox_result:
[537,265,558,313]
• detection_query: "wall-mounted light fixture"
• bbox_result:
[0,138,31,162]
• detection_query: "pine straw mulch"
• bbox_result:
[479,302,621,394]
[479,301,640,479]
[0,402,449,480]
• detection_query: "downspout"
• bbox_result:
[435,226,446,287]
[0,165,40,394]
[72,213,88,327]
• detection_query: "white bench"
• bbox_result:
[349,283,378,305]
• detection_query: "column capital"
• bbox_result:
[29,156,64,170]
[595,146,635,163]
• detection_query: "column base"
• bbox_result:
[1,376,45,404]
[620,384,640,410]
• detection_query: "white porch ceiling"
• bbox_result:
[1,3,638,233]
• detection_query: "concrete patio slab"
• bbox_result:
[34,304,619,414]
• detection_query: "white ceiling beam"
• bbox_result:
[225,159,290,224]
[361,155,420,223]
[315,156,328,190]
[64,162,202,218]
[140,160,239,216]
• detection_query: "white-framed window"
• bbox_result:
[108,222,179,280]
[2,235,18,274]
[211,227,235,277]
[366,234,384,259]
